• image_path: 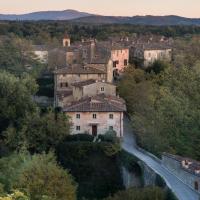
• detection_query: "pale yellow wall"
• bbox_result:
[83,82,116,98]
[66,111,124,137]
[73,87,83,101]
[33,50,48,63]
[144,49,172,67]
[55,73,106,90]
[106,59,114,83]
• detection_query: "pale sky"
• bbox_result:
[0,0,199,18]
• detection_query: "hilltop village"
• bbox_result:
[33,34,173,137]
[0,19,200,200]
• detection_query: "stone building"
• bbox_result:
[162,153,200,194]
[72,79,116,101]
[111,46,129,76]
[54,64,108,107]
[130,44,172,67]
[32,45,49,63]
[63,94,126,137]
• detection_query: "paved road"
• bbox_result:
[122,118,199,200]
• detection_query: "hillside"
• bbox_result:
[0,10,199,25]
[0,9,92,21]
[73,15,200,25]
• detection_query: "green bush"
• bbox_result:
[56,141,123,200]
[98,130,117,142]
[64,134,94,142]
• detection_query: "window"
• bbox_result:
[76,126,80,131]
[109,114,113,119]
[113,60,119,68]
[60,83,63,88]
[100,87,105,92]
[93,114,97,119]
[124,59,128,66]
[65,82,68,87]
[109,126,113,130]
[76,114,80,119]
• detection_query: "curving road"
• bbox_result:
[122,118,199,200]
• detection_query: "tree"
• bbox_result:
[4,109,71,153]
[146,60,170,74]
[0,71,37,134]
[0,190,29,200]
[106,187,166,200]
[0,36,44,77]
[118,64,200,159]
[0,152,77,200]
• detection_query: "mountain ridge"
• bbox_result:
[0,10,199,25]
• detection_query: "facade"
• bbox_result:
[162,153,200,194]
[54,64,108,107]
[111,48,129,73]
[72,80,116,101]
[63,95,126,137]
[130,44,172,67]
[32,45,48,63]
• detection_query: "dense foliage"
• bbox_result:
[119,61,200,159]
[106,187,177,200]
[0,152,77,200]
[0,36,44,77]
[1,22,200,44]
[0,71,37,134]
[57,138,123,200]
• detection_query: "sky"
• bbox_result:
[0,0,199,18]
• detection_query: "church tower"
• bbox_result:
[63,34,71,47]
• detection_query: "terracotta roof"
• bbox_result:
[71,79,96,87]
[54,64,106,74]
[63,94,126,112]
[132,43,172,51]
[56,90,73,100]
[72,79,115,88]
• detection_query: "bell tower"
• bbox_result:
[63,34,71,47]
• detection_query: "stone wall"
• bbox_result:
[66,111,124,137]
[111,49,129,72]
[162,154,200,194]
[143,49,172,67]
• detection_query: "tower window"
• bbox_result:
[93,114,97,119]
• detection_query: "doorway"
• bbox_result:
[92,125,97,136]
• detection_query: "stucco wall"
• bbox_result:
[55,73,106,90]
[143,49,172,67]
[34,50,48,63]
[111,49,129,72]
[82,82,116,99]
[66,111,124,137]
[162,155,200,193]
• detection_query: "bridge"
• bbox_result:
[122,118,199,200]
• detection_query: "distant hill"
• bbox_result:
[73,15,200,26]
[0,10,92,21]
[0,10,200,26]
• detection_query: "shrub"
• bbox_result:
[64,134,94,142]
[98,130,117,143]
